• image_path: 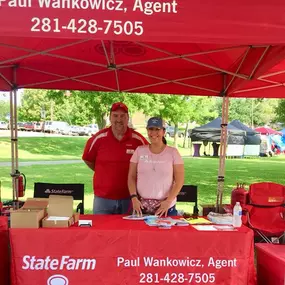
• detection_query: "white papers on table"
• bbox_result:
[207,211,233,224]
[46,216,70,221]
[193,225,217,231]
[193,225,237,231]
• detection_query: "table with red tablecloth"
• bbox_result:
[0,216,9,285]
[255,243,285,285]
[10,215,256,285]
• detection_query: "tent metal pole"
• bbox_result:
[10,66,20,209]
[13,88,19,171]
[216,75,229,213]
[9,90,16,202]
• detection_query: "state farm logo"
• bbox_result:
[47,274,68,285]
[44,189,74,195]
[22,255,96,270]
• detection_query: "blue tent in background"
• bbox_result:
[230,120,261,145]
[268,128,285,152]
[190,117,245,143]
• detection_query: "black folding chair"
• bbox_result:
[34,182,84,214]
[177,185,199,215]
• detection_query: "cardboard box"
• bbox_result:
[42,195,76,228]
[10,199,48,228]
[10,209,45,228]
[22,198,49,214]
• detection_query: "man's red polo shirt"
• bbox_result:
[82,127,148,200]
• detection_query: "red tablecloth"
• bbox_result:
[255,243,285,285]
[0,216,9,285]
[10,215,256,285]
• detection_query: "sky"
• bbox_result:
[0,90,23,103]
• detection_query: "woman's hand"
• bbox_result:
[155,200,172,217]
[132,197,143,216]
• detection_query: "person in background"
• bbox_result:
[128,117,184,217]
[82,102,148,214]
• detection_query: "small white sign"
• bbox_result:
[78,220,92,227]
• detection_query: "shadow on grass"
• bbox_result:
[1,137,87,157]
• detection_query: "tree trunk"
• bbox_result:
[174,123,178,148]
[183,122,189,148]
[98,113,107,130]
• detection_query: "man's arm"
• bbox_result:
[83,160,95,171]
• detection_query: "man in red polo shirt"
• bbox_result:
[82,102,148,214]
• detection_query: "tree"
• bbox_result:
[275,99,285,124]
[0,100,10,121]
[46,90,159,129]
[254,99,278,126]
[216,98,279,127]
[152,95,189,147]
[18,89,51,122]
[188,96,218,125]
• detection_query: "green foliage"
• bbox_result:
[0,100,10,121]
[47,90,156,129]
[188,97,218,124]
[216,98,279,127]
[17,89,280,130]
[18,89,51,122]
[276,99,285,124]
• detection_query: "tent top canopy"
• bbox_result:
[1,1,285,97]
[192,117,244,133]
[255,127,282,135]
[3,0,285,44]
[230,120,258,135]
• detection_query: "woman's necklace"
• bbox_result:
[149,144,165,172]
[150,153,156,172]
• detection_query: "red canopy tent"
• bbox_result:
[255,127,282,136]
[2,0,285,210]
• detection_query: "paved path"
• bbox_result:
[0,156,192,167]
[0,160,82,167]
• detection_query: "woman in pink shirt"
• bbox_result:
[128,117,185,217]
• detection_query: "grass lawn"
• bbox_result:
[1,136,284,213]
[0,137,87,162]
[1,137,284,213]
[0,136,193,162]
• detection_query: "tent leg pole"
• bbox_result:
[10,90,19,207]
[10,67,19,209]
[216,91,229,213]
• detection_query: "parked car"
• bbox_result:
[0,121,8,130]
[34,121,44,132]
[44,121,68,133]
[70,125,81,136]
[165,126,184,138]
[79,124,99,136]
[60,124,72,136]
[24,122,35,131]
[17,122,26,131]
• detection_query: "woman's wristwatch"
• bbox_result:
[130,194,138,199]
